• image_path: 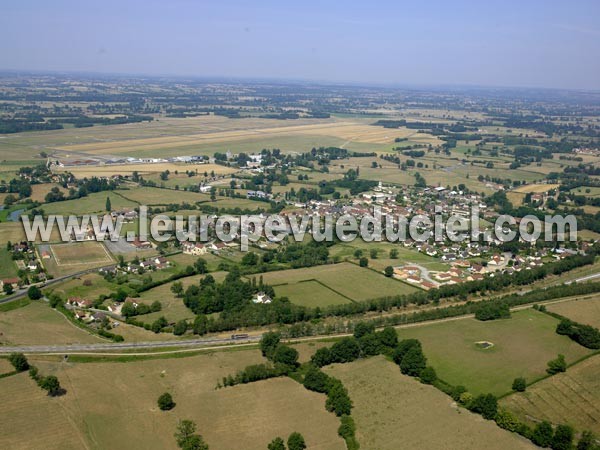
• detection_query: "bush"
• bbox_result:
[325,380,352,416]
[287,432,306,450]
[469,393,498,420]
[8,352,29,372]
[495,409,521,432]
[311,347,332,367]
[420,366,437,384]
[272,345,299,368]
[39,375,62,396]
[330,337,361,363]
[532,421,554,448]
[338,415,359,450]
[27,285,42,300]
[512,377,527,392]
[399,345,427,376]
[157,392,175,411]
[303,366,330,393]
[552,424,574,450]
[547,354,567,374]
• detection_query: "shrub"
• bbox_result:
[420,366,437,384]
[8,352,29,372]
[158,392,175,411]
[469,393,498,420]
[532,421,554,448]
[512,377,527,392]
[547,354,567,374]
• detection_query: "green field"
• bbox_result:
[0,247,17,279]
[547,295,600,328]
[274,280,352,307]
[41,191,138,216]
[253,262,418,304]
[396,308,593,396]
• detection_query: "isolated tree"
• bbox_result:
[8,352,29,372]
[260,331,281,359]
[194,258,208,274]
[171,281,184,297]
[389,248,399,259]
[532,421,554,448]
[359,257,368,267]
[27,285,42,300]
[39,375,62,396]
[552,424,574,450]
[105,196,111,212]
[384,266,394,277]
[287,433,306,450]
[157,392,175,411]
[512,377,527,392]
[174,420,209,450]
[268,437,286,450]
[353,249,363,258]
[369,248,378,259]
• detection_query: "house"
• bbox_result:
[252,292,272,304]
[68,297,92,308]
[2,278,20,289]
[182,242,208,255]
[132,238,152,249]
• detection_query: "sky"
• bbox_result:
[1,0,599,90]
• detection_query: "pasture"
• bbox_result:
[547,295,600,328]
[253,262,417,304]
[325,356,535,450]
[41,191,138,216]
[0,247,17,278]
[396,308,593,396]
[138,271,228,324]
[57,162,236,179]
[273,280,352,308]
[0,301,102,346]
[501,354,600,434]
[0,350,345,450]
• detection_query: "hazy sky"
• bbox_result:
[1,0,599,90]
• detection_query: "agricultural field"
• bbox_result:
[0,350,344,450]
[273,280,351,308]
[253,262,418,304]
[29,183,69,203]
[41,191,138,216]
[396,308,593,396]
[325,356,535,450]
[547,295,600,328]
[501,354,600,434]
[115,187,210,205]
[0,301,102,346]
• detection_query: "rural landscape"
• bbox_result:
[1,1,600,449]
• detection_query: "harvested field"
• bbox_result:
[56,162,236,178]
[325,356,535,450]
[547,295,600,328]
[501,354,600,434]
[0,350,345,450]
[0,301,102,346]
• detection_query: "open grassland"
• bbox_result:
[117,186,210,205]
[0,357,14,374]
[513,183,560,194]
[501,354,600,434]
[274,280,352,307]
[0,247,18,278]
[48,273,116,300]
[325,356,535,450]
[0,373,87,449]
[41,190,138,215]
[0,301,102,346]
[138,271,228,323]
[0,221,63,244]
[547,294,600,328]
[396,309,593,396]
[0,350,344,450]
[570,186,600,197]
[50,241,113,266]
[254,262,417,303]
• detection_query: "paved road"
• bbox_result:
[1,292,593,355]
